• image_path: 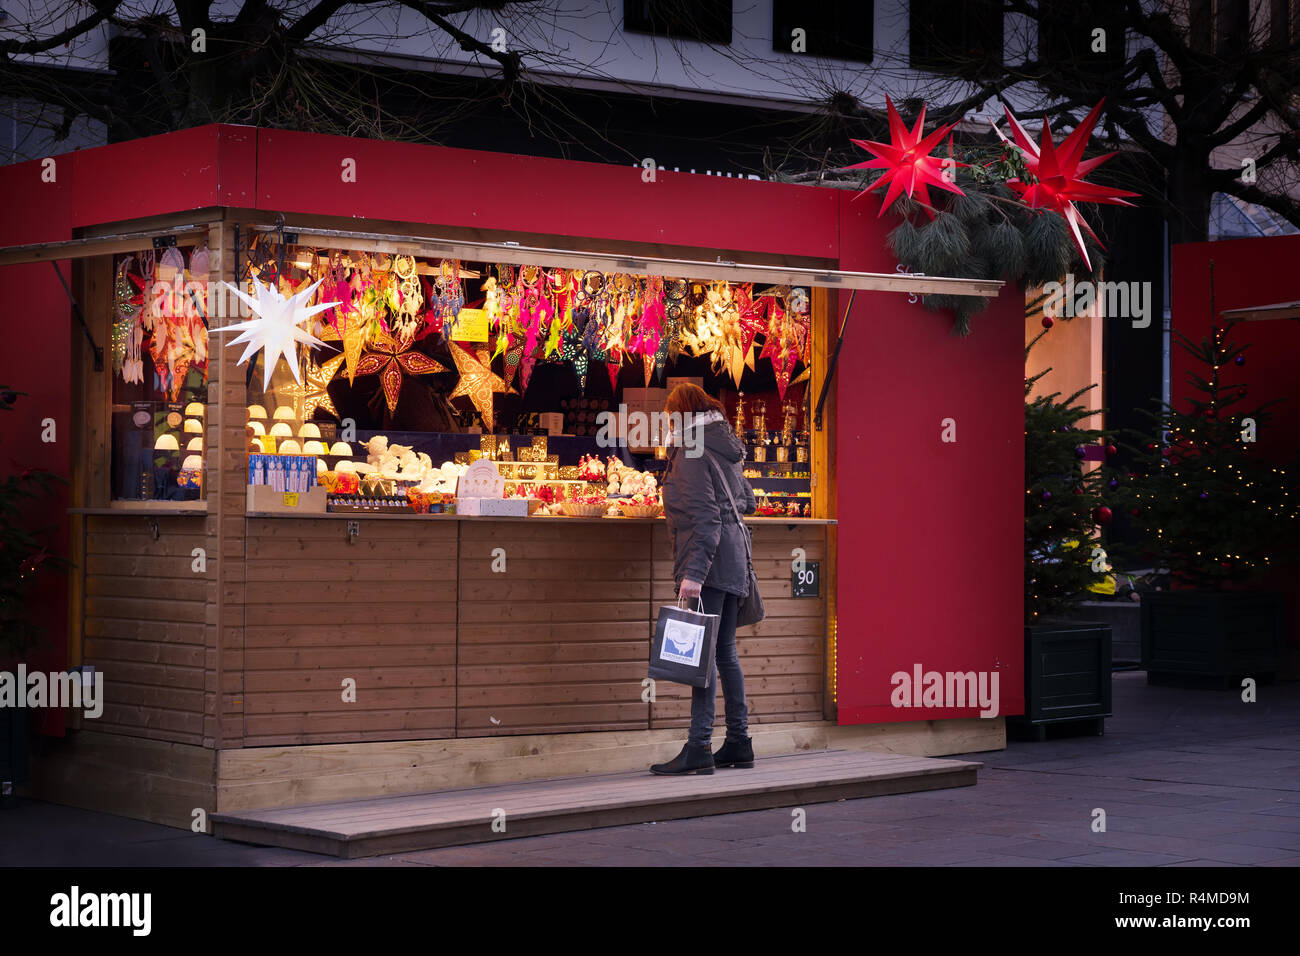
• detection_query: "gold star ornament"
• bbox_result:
[284,353,346,419]
[448,341,506,432]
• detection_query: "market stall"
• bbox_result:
[0,125,1023,825]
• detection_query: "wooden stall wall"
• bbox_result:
[649,524,828,730]
[457,520,653,736]
[240,517,459,746]
[82,515,210,743]
[226,516,826,748]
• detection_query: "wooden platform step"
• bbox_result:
[211,750,981,858]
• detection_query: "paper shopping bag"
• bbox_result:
[649,602,720,688]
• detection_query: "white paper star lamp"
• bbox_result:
[214,277,338,390]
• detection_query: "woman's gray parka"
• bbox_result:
[661,419,757,596]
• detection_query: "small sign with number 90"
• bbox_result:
[792,561,820,598]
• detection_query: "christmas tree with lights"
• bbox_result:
[1112,322,1300,589]
[1024,331,1116,622]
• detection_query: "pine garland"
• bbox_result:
[846,141,1112,334]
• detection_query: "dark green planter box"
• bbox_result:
[1009,620,1112,740]
[0,707,30,795]
[1142,590,1285,686]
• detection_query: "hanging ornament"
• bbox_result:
[607,351,623,391]
[319,317,367,387]
[630,275,666,358]
[354,330,446,416]
[114,257,146,383]
[1042,315,1055,329]
[558,325,590,394]
[215,277,338,390]
[386,255,425,345]
[1093,506,1113,525]
[520,343,543,393]
[991,99,1140,272]
[844,96,967,218]
[1234,354,1245,366]
[279,353,345,420]
[502,338,524,391]
[183,248,210,373]
[448,341,506,432]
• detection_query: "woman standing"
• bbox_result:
[651,384,757,775]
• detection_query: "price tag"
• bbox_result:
[448,307,489,342]
[282,492,299,508]
[792,561,820,598]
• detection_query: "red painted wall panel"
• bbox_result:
[254,129,839,259]
[833,192,1026,723]
[0,155,75,729]
[67,125,254,227]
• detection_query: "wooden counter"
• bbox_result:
[76,510,831,752]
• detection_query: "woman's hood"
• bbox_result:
[691,420,744,462]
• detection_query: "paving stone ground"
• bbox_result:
[2,671,1298,866]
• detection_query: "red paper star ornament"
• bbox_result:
[354,331,446,416]
[846,97,967,218]
[992,98,1140,272]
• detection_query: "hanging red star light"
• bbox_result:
[845,97,967,218]
[991,98,1140,272]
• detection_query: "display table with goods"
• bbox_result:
[214,246,831,527]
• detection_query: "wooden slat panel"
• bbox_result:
[457,520,652,738]
[81,515,211,747]
[239,517,458,746]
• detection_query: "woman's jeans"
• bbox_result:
[689,585,749,747]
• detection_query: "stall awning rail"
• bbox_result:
[0,225,213,266]
[0,220,1005,298]
[254,224,1005,298]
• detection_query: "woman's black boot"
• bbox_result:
[713,735,754,768]
[650,742,715,775]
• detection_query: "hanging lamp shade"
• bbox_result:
[247,404,268,419]
[184,402,205,417]
[270,422,293,438]
[154,434,179,451]
[182,454,203,470]
[277,439,302,455]
[298,423,321,439]
[187,437,203,452]
[183,418,203,434]
[303,440,327,455]
[273,406,296,420]
[329,442,352,456]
